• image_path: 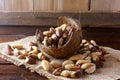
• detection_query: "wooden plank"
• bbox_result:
[0,65,48,80]
[80,12,120,27]
[91,0,120,11]
[0,12,120,27]
[4,0,12,11]
[0,0,4,11]
[62,0,89,11]
[34,0,53,11]
[5,0,33,11]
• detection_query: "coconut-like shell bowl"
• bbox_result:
[36,16,82,59]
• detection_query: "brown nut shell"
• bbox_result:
[36,16,82,59]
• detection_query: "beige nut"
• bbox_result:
[69,54,85,61]
[90,53,99,61]
[65,64,79,70]
[82,39,87,44]
[42,60,50,71]
[18,53,28,59]
[70,71,76,78]
[60,70,70,77]
[5,44,13,55]
[85,64,96,74]
[59,24,67,32]
[42,36,48,46]
[76,60,91,65]
[37,52,43,60]
[62,60,74,67]
[50,27,56,34]
[90,40,97,46]
[20,50,27,54]
[43,31,51,36]
[25,55,36,64]
[12,45,23,49]
[56,28,63,37]
[51,34,58,41]
[92,52,102,56]
[50,60,62,68]
[104,54,110,58]
[29,46,38,55]
[13,48,20,56]
[81,63,96,74]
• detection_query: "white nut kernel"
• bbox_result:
[37,52,43,60]
[65,64,79,70]
[76,60,91,65]
[42,60,50,71]
[81,63,96,74]
[62,60,74,67]
[20,50,27,54]
[13,48,20,56]
[85,64,96,74]
[91,53,98,61]
[50,60,62,68]
[60,70,70,77]
[43,31,51,36]
[82,39,87,44]
[69,54,85,61]
[90,40,97,46]
[29,46,38,55]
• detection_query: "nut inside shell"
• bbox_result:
[36,16,82,59]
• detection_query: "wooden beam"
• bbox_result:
[0,12,120,27]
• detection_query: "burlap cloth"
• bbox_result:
[0,36,120,80]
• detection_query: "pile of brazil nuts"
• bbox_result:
[5,39,110,78]
[37,24,74,48]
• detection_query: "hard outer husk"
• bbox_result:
[0,36,120,80]
[36,16,82,59]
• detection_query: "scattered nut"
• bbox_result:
[50,60,62,68]
[12,45,23,49]
[76,60,91,65]
[62,60,74,67]
[37,52,43,60]
[90,53,99,61]
[51,34,58,41]
[85,64,96,74]
[28,41,38,46]
[56,28,63,37]
[70,69,84,78]
[81,63,96,74]
[50,27,55,34]
[60,70,70,77]
[42,60,50,71]
[18,53,28,59]
[69,54,85,61]
[61,24,67,32]
[42,36,49,46]
[13,48,20,56]
[25,55,36,64]
[5,45,13,55]
[65,64,80,71]
[43,31,51,36]
[29,46,38,55]
[52,67,64,75]
[90,40,97,46]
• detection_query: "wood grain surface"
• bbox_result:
[0,12,120,27]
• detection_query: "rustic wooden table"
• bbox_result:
[0,26,120,80]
